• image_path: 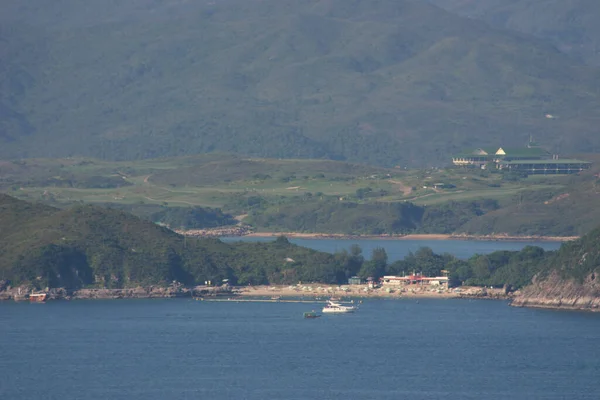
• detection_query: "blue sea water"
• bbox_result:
[1,298,599,400]
[221,237,563,261]
[0,240,592,399]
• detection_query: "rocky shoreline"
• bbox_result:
[510,272,600,312]
[0,281,515,303]
[3,278,598,312]
[0,281,234,302]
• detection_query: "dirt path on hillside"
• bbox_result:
[387,179,413,196]
[234,214,248,224]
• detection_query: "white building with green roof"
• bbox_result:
[452,144,591,175]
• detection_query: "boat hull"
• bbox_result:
[322,308,354,314]
[29,293,48,303]
[303,312,321,318]
[322,300,357,314]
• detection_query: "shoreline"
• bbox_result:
[4,284,598,312]
[0,284,509,302]
[174,226,578,242]
[240,232,578,242]
[233,284,511,301]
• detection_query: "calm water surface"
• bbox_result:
[221,237,562,261]
[1,299,599,400]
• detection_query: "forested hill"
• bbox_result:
[2,0,600,166]
[0,194,355,289]
[512,227,600,311]
[425,0,600,66]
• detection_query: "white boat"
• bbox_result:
[322,300,356,314]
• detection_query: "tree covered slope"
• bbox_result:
[0,194,353,289]
[1,0,600,165]
[458,163,600,236]
[512,226,600,311]
[425,0,600,66]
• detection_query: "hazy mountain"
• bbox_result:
[426,0,600,65]
[2,0,600,166]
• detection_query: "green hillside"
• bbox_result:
[0,194,356,288]
[458,157,600,236]
[541,227,600,282]
[5,154,598,236]
[426,0,600,66]
[511,226,600,311]
[2,0,600,165]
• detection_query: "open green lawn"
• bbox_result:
[0,155,573,214]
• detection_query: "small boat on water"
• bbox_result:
[322,300,356,314]
[29,293,48,303]
[303,311,321,319]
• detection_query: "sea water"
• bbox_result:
[221,237,563,261]
[1,298,599,399]
[2,239,596,400]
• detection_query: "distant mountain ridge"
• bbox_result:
[425,0,600,66]
[1,0,600,165]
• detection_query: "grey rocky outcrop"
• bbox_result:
[0,282,234,301]
[511,271,600,311]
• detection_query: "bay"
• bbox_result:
[1,239,593,400]
[221,237,563,261]
[1,298,599,400]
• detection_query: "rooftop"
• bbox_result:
[454,147,549,158]
[498,159,591,165]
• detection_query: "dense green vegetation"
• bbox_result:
[386,225,600,290]
[536,227,600,283]
[0,194,353,289]
[244,196,499,234]
[103,203,237,230]
[2,0,600,166]
[147,156,389,187]
[426,0,600,66]
[353,245,551,290]
[4,193,598,292]
[4,154,599,236]
[458,160,600,236]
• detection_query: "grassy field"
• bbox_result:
[0,154,572,213]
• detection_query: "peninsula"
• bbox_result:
[1,193,599,312]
